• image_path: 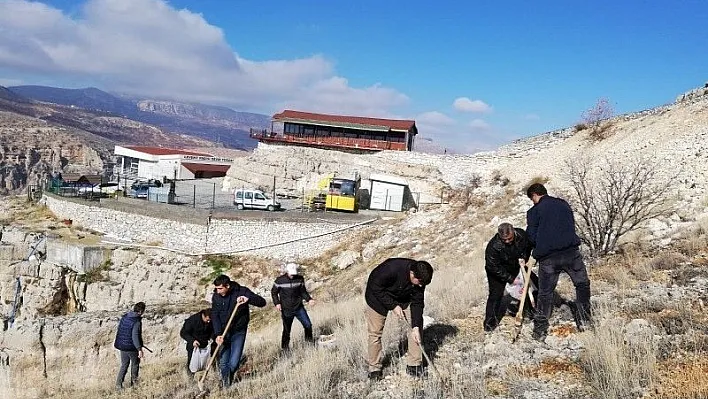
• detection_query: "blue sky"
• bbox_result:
[0,0,706,152]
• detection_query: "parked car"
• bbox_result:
[77,182,120,198]
[233,189,281,211]
[129,180,162,199]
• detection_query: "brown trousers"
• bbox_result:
[365,305,422,372]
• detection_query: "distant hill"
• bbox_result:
[0,86,30,103]
[10,85,138,116]
[9,85,268,150]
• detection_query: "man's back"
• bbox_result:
[526,195,580,260]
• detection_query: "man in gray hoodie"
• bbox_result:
[114,302,146,390]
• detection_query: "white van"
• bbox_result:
[233,189,281,211]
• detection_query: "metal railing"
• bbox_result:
[249,129,408,151]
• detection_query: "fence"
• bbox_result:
[173,178,234,209]
[36,174,452,212]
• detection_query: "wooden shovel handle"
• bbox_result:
[514,259,534,325]
[198,298,245,390]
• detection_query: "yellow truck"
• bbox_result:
[304,173,360,212]
[325,175,360,212]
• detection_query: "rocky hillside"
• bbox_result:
[223,142,449,202]
[10,85,268,150]
[0,89,217,193]
[1,84,707,399]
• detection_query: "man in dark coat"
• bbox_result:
[271,263,315,351]
[526,183,592,342]
[114,302,146,390]
[364,258,434,380]
[484,223,538,332]
[211,274,266,388]
[179,308,213,377]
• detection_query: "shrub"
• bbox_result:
[580,97,615,140]
[490,170,510,187]
[448,175,483,210]
[565,157,675,257]
[77,259,112,284]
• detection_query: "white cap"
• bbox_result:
[285,263,298,276]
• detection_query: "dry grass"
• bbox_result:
[580,306,657,399]
[653,356,708,399]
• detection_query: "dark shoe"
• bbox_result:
[531,331,547,343]
[368,370,383,381]
[406,365,427,378]
[483,325,497,333]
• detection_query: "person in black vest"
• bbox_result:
[364,258,434,380]
[114,302,146,390]
[484,223,538,332]
[526,183,592,342]
[179,308,213,377]
[211,274,266,388]
[271,263,315,352]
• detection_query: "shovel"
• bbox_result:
[401,313,442,382]
[197,297,246,394]
[511,259,535,343]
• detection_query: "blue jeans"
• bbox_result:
[281,306,313,349]
[533,249,592,335]
[219,330,246,387]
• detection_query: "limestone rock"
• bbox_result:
[331,250,359,270]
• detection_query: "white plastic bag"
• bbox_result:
[189,347,210,373]
[505,268,525,300]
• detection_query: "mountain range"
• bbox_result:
[8,85,270,150]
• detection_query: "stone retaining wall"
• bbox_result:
[42,195,367,260]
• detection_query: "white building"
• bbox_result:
[113,146,233,181]
[367,173,410,212]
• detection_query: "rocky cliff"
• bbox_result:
[223,142,449,202]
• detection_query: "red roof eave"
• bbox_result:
[181,163,231,173]
[273,110,416,132]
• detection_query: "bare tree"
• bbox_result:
[565,158,674,257]
[580,97,615,140]
[449,174,482,210]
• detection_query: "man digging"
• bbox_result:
[364,258,434,380]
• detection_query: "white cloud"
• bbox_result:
[452,97,492,113]
[0,0,408,114]
[523,113,541,121]
[414,111,456,138]
[417,111,456,126]
[469,118,491,130]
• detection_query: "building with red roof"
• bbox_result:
[114,145,233,181]
[250,110,418,152]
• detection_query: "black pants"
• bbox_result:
[281,307,313,349]
[484,271,539,331]
[533,249,591,335]
[116,350,140,389]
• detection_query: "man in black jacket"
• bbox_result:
[484,223,538,332]
[364,258,434,380]
[179,308,213,377]
[211,274,266,388]
[526,183,592,342]
[271,263,315,351]
[114,302,145,390]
